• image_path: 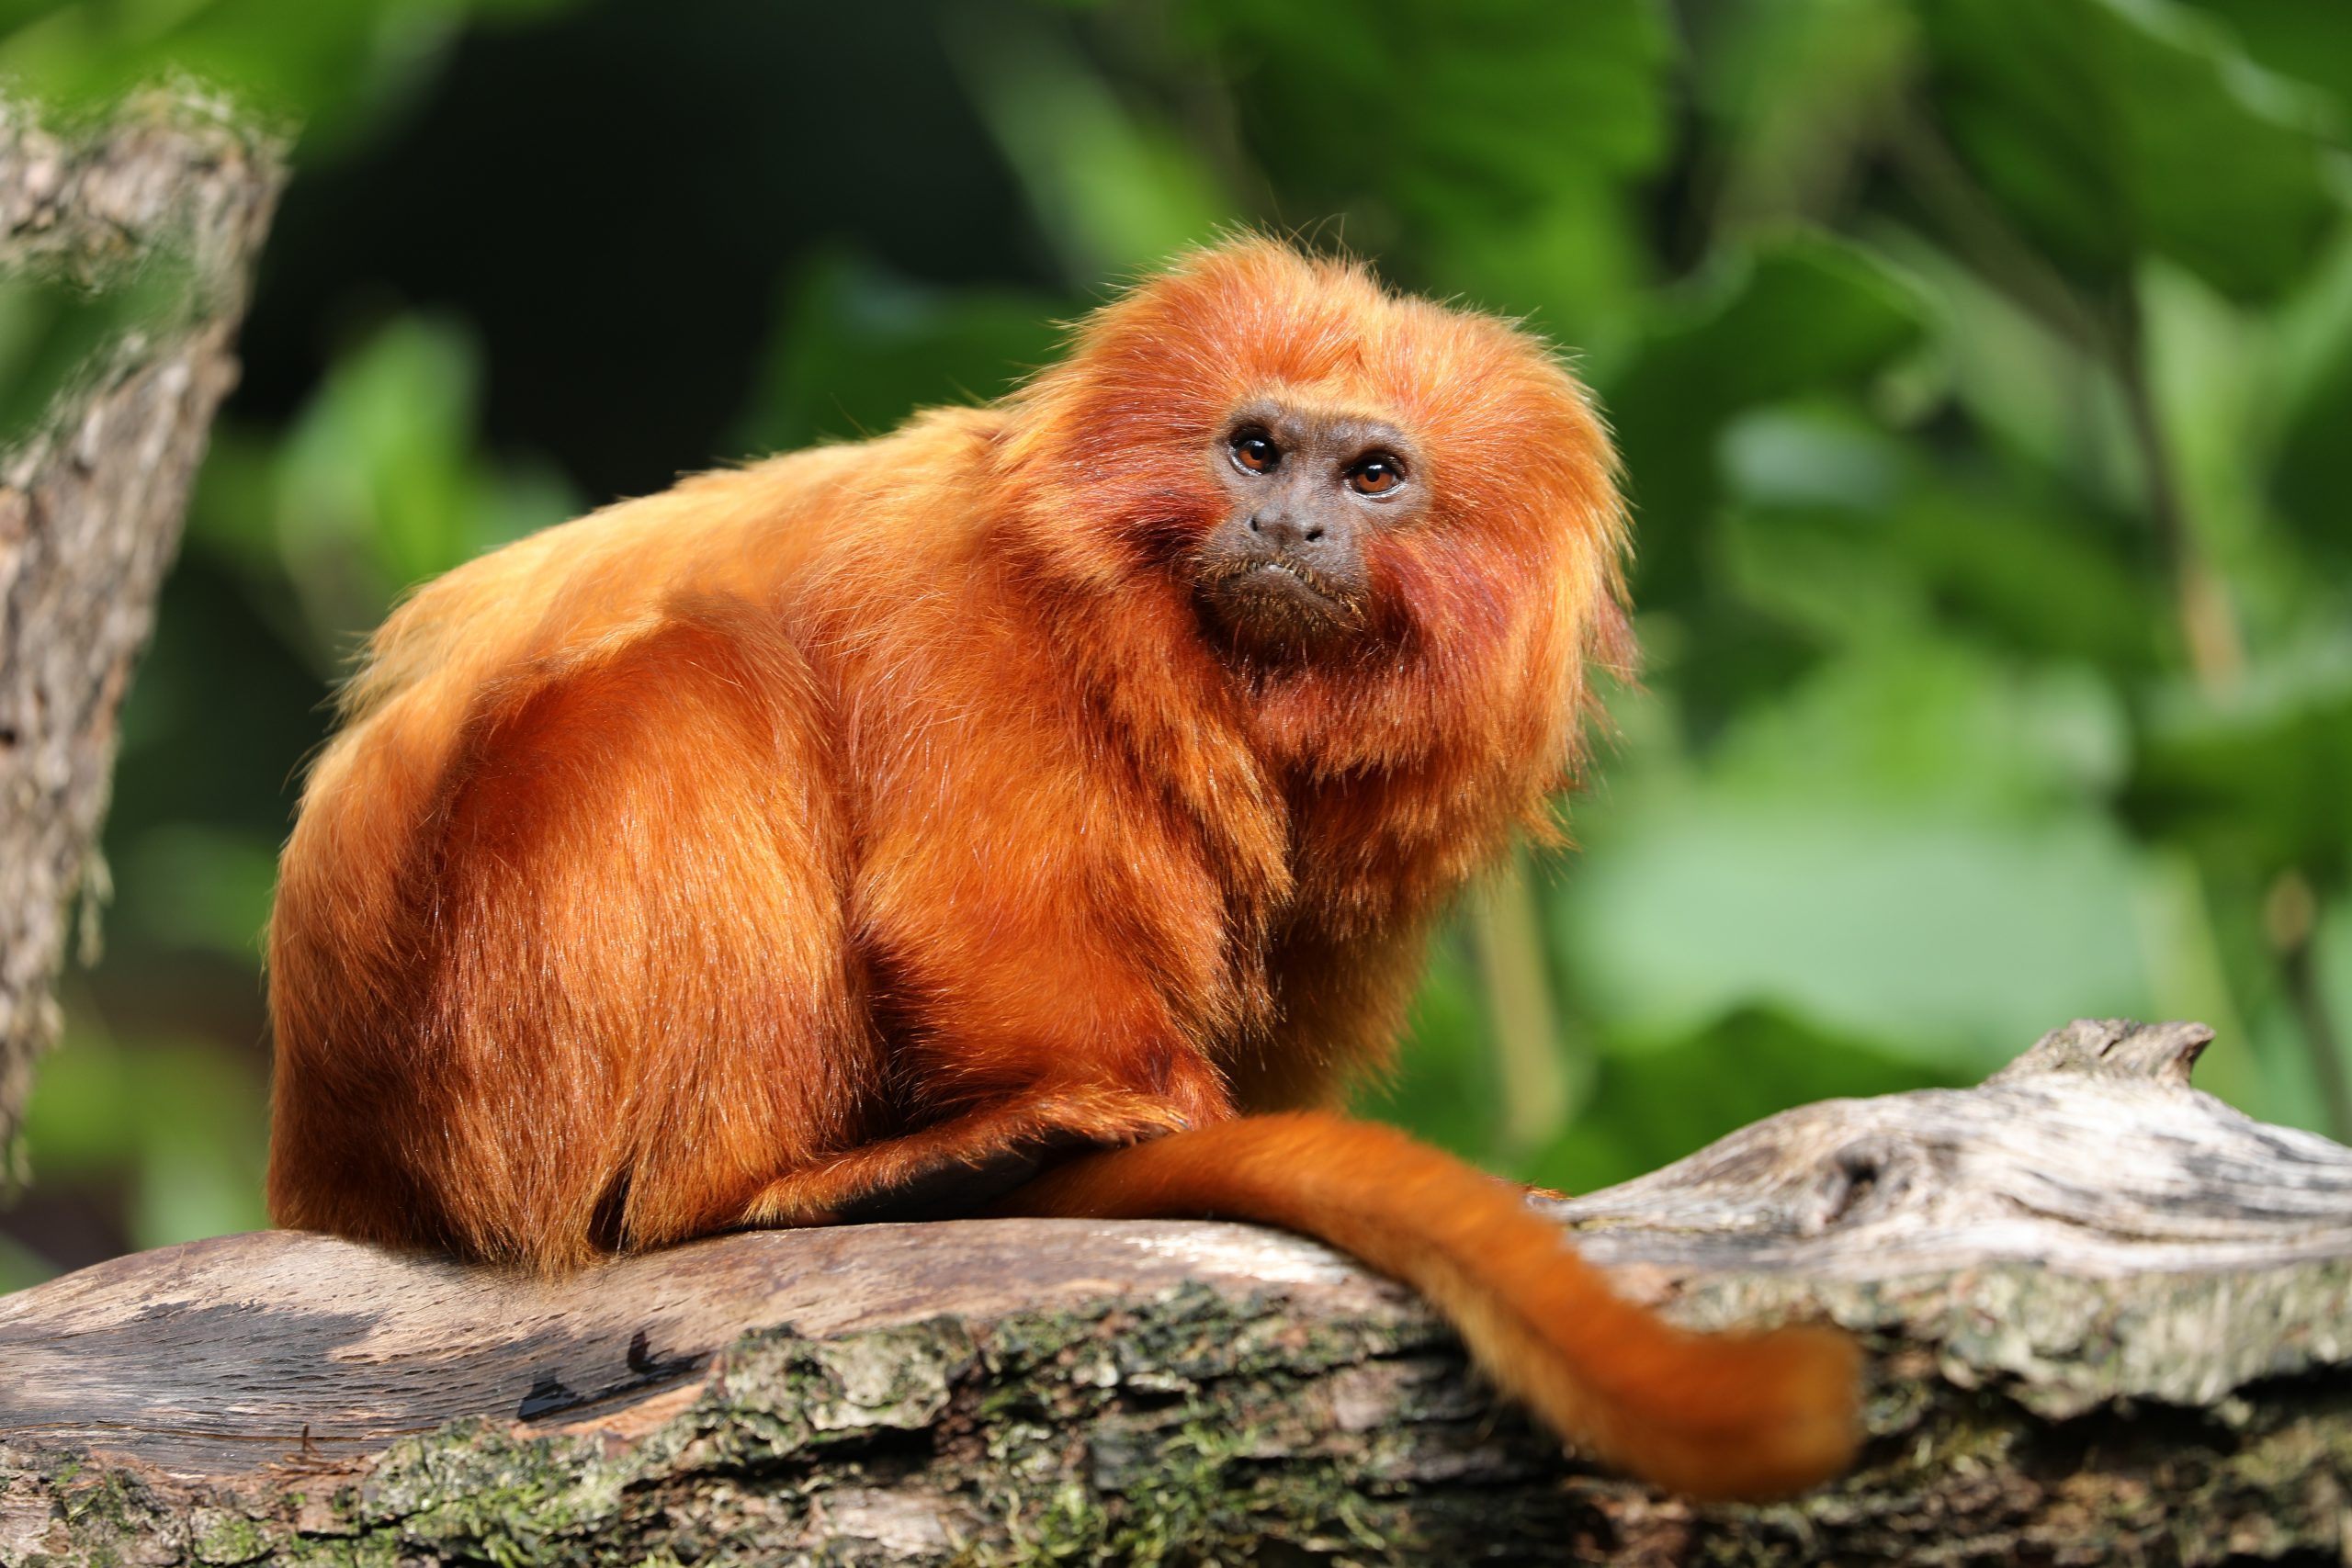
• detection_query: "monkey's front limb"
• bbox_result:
[738,1081,1218,1226]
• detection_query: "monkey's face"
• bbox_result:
[1193,400,1430,659]
[1004,241,1628,770]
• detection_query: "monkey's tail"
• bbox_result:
[991,1111,1858,1501]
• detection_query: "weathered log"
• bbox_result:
[1,1018,2344,1565]
[0,86,282,1146]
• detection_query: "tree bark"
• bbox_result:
[0,1018,2343,1566]
[0,86,282,1151]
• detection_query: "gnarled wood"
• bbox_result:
[1,1018,2346,1565]
[0,86,282,1148]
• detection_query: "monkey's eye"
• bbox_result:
[1346,455,1404,496]
[1230,433,1281,475]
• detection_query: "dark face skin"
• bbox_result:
[1193,399,1428,659]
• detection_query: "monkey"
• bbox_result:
[265,239,1858,1500]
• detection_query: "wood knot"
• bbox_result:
[1806,1135,1913,1232]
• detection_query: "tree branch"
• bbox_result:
[1,1019,2343,1565]
[0,85,283,1150]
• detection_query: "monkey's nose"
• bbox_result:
[1248,511,1326,547]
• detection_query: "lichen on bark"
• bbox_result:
[8,1256,2351,1567]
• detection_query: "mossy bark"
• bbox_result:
[6,1266,2347,1567]
[0,85,282,1150]
[6,1023,2351,1566]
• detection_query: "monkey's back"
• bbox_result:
[265,409,1008,1264]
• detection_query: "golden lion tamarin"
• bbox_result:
[266,240,1857,1499]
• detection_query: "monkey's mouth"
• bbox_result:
[1231,559,1344,606]
[1196,557,1365,652]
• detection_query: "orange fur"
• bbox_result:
[266,240,1857,1496]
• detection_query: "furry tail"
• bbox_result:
[994,1111,1858,1501]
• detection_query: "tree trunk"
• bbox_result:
[1,1018,2342,1566]
[0,86,282,1151]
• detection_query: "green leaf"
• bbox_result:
[1178,0,1670,343]
[16,1027,135,1177]
[1558,795,2161,1070]
[1714,404,2167,671]
[121,1037,269,1250]
[2177,0,2352,120]
[1557,643,2160,1070]
[117,825,279,961]
[2127,642,2352,875]
[1701,638,2134,812]
[261,313,578,659]
[1182,0,1672,233]
[949,6,1232,282]
[22,1025,268,1250]
[731,253,1063,456]
[1882,482,2167,669]
[0,0,585,149]
[1923,0,2346,302]
[2271,239,2352,566]
[1416,183,1652,364]
[1605,230,1928,607]
[1867,226,2143,505]
[1687,0,1920,229]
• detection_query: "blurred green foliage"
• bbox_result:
[3,0,2348,1288]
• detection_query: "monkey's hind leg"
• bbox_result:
[406,596,875,1268]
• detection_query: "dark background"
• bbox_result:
[3,0,2348,1287]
